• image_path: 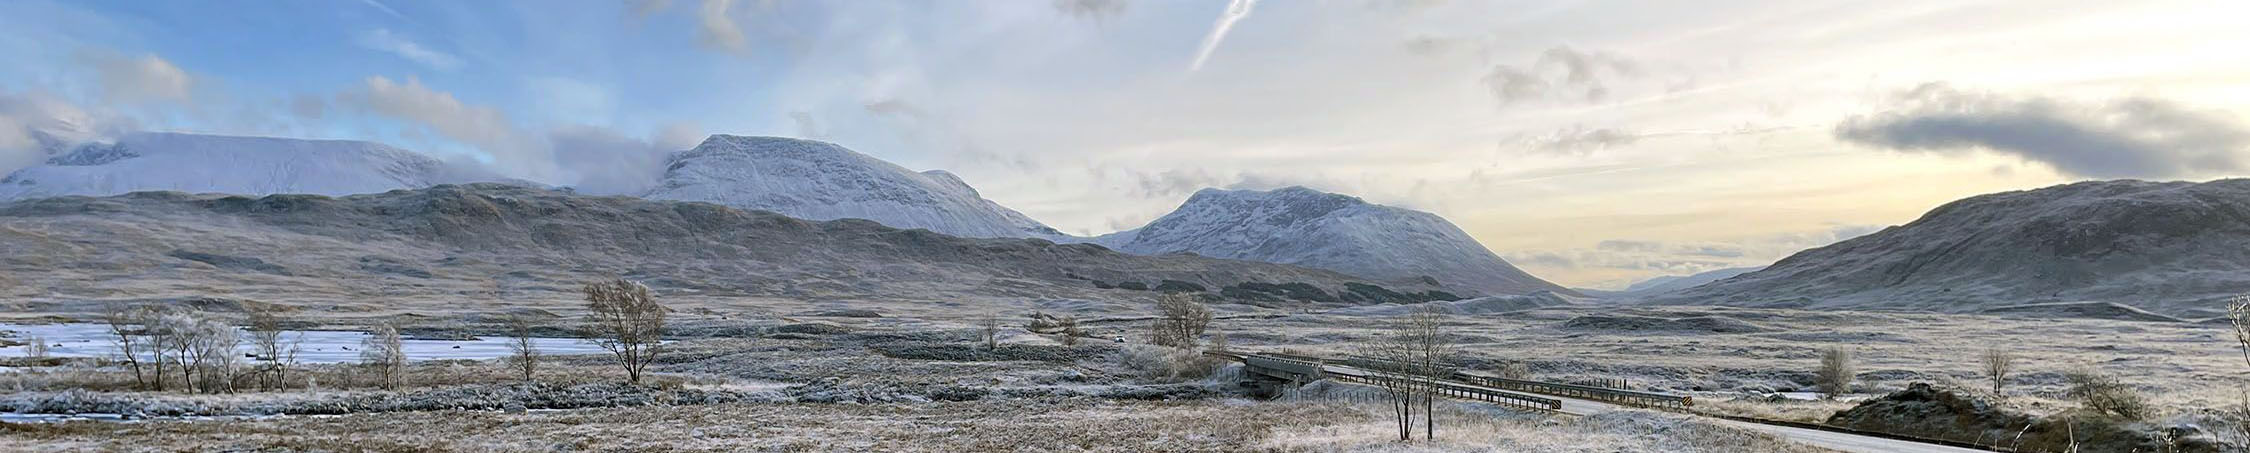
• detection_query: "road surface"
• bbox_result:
[1315,363,1988,453]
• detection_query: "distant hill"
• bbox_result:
[1096,186,1572,297]
[1617,266,1766,295]
[0,184,1456,313]
[1649,179,2250,316]
[0,132,503,201]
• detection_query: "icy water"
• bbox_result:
[0,323,608,364]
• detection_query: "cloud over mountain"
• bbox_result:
[1837,83,2250,179]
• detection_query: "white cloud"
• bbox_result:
[1837,83,2250,179]
[82,52,193,103]
[345,76,529,166]
[697,0,749,54]
[355,29,463,71]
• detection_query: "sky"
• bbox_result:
[2,0,2248,289]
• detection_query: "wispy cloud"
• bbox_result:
[358,0,405,20]
[1188,0,1257,72]
[697,0,749,54]
[79,52,194,103]
[355,29,463,71]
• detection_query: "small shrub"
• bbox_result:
[2063,368,2148,420]
[1496,362,1532,380]
[1150,293,1213,349]
[23,336,46,359]
[1817,347,1854,399]
[1117,344,1222,381]
[1057,316,1081,346]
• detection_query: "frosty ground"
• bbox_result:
[3,299,2247,451]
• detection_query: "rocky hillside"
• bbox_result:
[643,135,1066,239]
[1650,179,2250,316]
[0,132,499,201]
[0,184,1452,314]
[1096,186,1570,297]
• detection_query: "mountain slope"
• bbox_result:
[1623,266,1766,294]
[0,132,496,201]
[1650,179,2250,315]
[0,184,1450,311]
[1098,186,1570,296]
[642,135,1065,239]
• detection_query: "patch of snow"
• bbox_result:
[0,132,505,201]
[642,135,1068,239]
[1097,186,1568,296]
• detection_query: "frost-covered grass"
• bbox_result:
[0,359,710,394]
[1691,396,1860,424]
[0,398,1843,453]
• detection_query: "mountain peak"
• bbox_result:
[1110,186,1569,296]
[644,136,1065,239]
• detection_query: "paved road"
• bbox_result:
[1314,363,1987,453]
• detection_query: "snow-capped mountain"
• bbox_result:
[1649,179,2250,316]
[642,135,1066,239]
[1096,186,1570,296]
[0,132,496,200]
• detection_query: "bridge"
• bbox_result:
[1214,350,1996,453]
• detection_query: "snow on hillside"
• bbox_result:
[0,132,497,200]
[642,135,1067,239]
[1098,186,1570,296]
[1651,179,2250,316]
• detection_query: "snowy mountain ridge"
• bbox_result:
[1649,179,2250,316]
[0,132,500,201]
[641,135,1067,240]
[1097,186,1571,296]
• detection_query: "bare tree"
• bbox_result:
[23,335,46,359]
[360,323,406,390]
[102,304,151,390]
[504,315,540,383]
[246,306,299,391]
[1980,348,2015,397]
[2229,295,2250,369]
[1150,293,1212,349]
[584,278,665,385]
[154,312,203,392]
[1817,346,1855,399]
[191,316,242,393]
[135,308,172,391]
[1352,306,1455,442]
[1056,316,1081,346]
[1353,322,1419,442]
[978,311,1001,350]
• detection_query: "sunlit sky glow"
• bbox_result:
[3,0,2247,289]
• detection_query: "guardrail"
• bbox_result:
[1323,366,1563,412]
[1450,371,1692,408]
[1223,352,1562,412]
[1265,352,1690,409]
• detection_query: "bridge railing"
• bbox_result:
[1234,353,1562,412]
[1323,367,1563,412]
[1270,353,1691,409]
[1450,371,1691,408]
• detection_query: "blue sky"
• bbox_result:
[3,0,2247,287]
